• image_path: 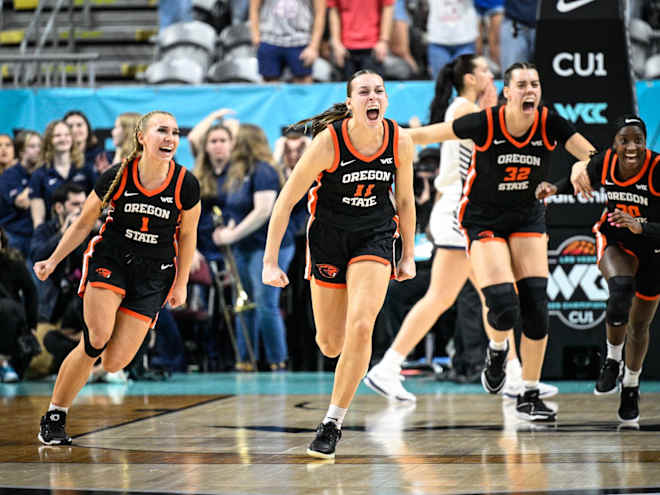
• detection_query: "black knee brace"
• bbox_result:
[482,283,520,330]
[82,322,107,358]
[517,277,549,340]
[606,276,635,326]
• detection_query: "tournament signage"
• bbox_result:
[536,0,636,227]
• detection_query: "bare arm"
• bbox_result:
[169,201,201,307]
[565,133,596,197]
[373,4,393,62]
[30,197,46,229]
[394,130,416,281]
[308,0,326,52]
[262,129,335,286]
[249,0,262,46]
[406,121,457,146]
[213,190,277,245]
[328,7,346,67]
[15,188,30,209]
[565,132,596,162]
[187,108,236,156]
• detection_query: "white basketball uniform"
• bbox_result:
[429,96,474,249]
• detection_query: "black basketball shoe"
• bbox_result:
[481,342,508,394]
[594,358,622,395]
[38,410,72,445]
[306,422,341,459]
[516,388,557,421]
[618,386,640,422]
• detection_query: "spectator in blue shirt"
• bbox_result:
[0,130,41,258]
[28,120,91,229]
[0,134,16,174]
[213,124,295,371]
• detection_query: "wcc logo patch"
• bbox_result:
[95,267,112,279]
[316,264,339,279]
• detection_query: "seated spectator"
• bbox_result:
[28,120,91,229]
[0,134,16,174]
[0,226,38,382]
[0,130,41,258]
[328,0,394,79]
[30,183,87,323]
[63,110,105,178]
[250,0,326,83]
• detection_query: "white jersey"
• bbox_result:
[429,96,474,248]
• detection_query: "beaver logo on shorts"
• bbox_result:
[478,230,495,239]
[317,264,339,279]
[96,267,112,279]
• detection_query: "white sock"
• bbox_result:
[607,341,624,361]
[523,380,539,391]
[489,339,507,351]
[323,405,347,429]
[507,357,521,370]
[622,366,641,387]
[48,403,68,414]
[382,349,405,369]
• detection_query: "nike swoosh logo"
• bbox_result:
[625,118,641,124]
[493,139,505,145]
[124,191,139,197]
[161,263,173,270]
[340,159,356,167]
[556,0,597,13]
[604,181,614,186]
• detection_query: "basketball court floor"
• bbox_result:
[2,373,660,495]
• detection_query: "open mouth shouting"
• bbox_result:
[522,97,536,113]
[366,104,380,125]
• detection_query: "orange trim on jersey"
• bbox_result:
[474,108,493,152]
[118,306,153,323]
[611,149,651,187]
[619,243,638,260]
[312,276,346,288]
[348,254,390,266]
[326,124,341,172]
[648,153,660,197]
[499,106,539,149]
[89,281,126,296]
[163,258,178,307]
[78,235,103,297]
[341,118,389,162]
[112,161,130,201]
[475,237,507,244]
[636,292,660,301]
[509,232,545,238]
[307,173,322,217]
[601,149,612,186]
[392,121,401,168]
[592,210,608,263]
[392,214,400,238]
[174,167,186,210]
[304,216,315,280]
[133,158,175,196]
[540,107,557,150]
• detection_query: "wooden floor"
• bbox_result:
[2,374,660,495]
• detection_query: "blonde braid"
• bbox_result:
[99,156,131,212]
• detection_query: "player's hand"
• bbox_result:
[33,258,57,281]
[262,261,289,287]
[608,208,643,234]
[570,161,593,199]
[478,80,498,109]
[167,283,187,308]
[535,181,557,200]
[395,256,416,282]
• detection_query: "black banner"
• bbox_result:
[535,0,637,227]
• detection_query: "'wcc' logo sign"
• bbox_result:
[554,103,608,124]
[547,235,608,330]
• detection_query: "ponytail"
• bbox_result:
[290,103,350,137]
[429,54,479,124]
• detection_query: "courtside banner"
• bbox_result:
[536,0,636,226]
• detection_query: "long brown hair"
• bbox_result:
[63,109,99,151]
[99,110,176,211]
[116,112,141,159]
[193,124,233,199]
[224,124,279,193]
[39,120,84,169]
[291,69,381,137]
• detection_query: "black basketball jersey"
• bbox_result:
[95,158,199,259]
[457,105,565,209]
[309,117,399,231]
[589,148,660,247]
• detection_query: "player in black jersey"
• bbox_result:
[407,62,596,421]
[263,70,416,458]
[34,111,201,445]
[560,116,660,422]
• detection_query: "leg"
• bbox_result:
[100,311,152,373]
[233,247,258,367]
[487,13,503,70]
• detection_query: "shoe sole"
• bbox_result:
[306,448,335,459]
[37,433,72,446]
[617,412,640,423]
[516,411,557,422]
[594,384,620,396]
[363,376,416,402]
[481,370,505,394]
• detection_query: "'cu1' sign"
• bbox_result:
[552,52,607,77]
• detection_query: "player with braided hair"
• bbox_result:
[34,111,200,445]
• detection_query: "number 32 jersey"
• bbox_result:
[308,117,400,232]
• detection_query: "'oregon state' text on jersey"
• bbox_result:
[591,148,660,249]
[97,158,189,259]
[308,117,399,231]
[461,105,558,209]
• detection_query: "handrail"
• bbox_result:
[0,52,100,88]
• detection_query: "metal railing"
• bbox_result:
[0,52,99,87]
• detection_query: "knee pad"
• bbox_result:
[517,277,549,340]
[82,322,107,358]
[606,276,635,326]
[482,283,520,330]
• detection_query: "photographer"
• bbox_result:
[30,183,87,323]
[0,226,38,382]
